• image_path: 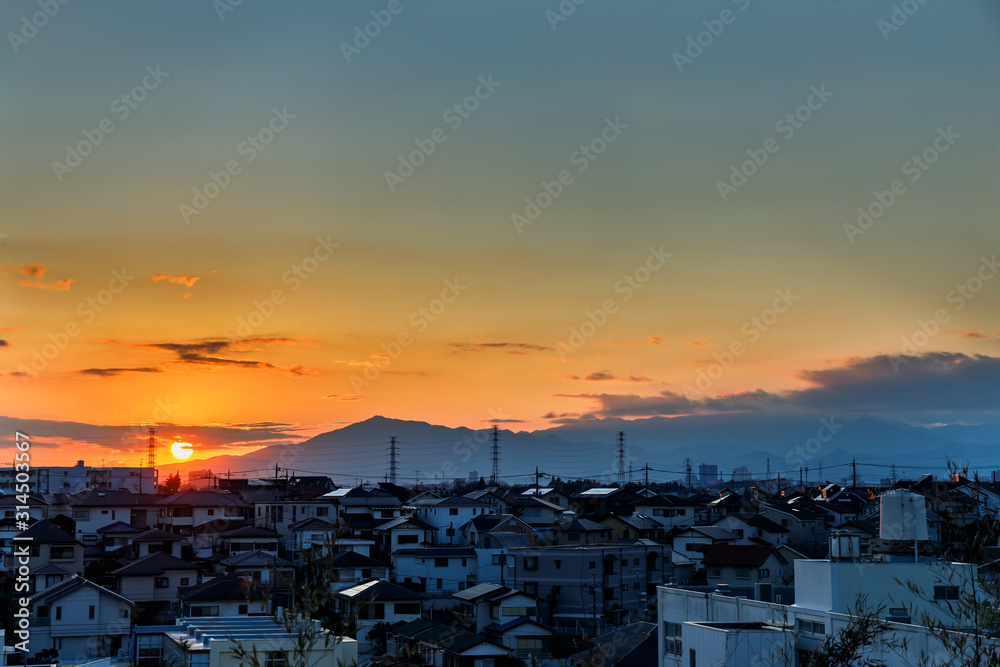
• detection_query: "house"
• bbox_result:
[130,614,357,667]
[391,546,479,595]
[509,496,565,528]
[551,518,613,546]
[333,578,425,656]
[453,583,541,633]
[221,549,294,586]
[125,528,185,559]
[59,489,157,542]
[507,544,671,635]
[375,515,436,553]
[6,519,84,590]
[711,514,790,546]
[485,616,554,661]
[699,544,793,586]
[289,516,340,551]
[461,513,536,547]
[190,517,252,558]
[328,550,390,585]
[465,488,514,514]
[569,621,657,667]
[388,617,513,667]
[570,487,641,519]
[243,488,337,538]
[521,487,572,509]
[28,575,135,662]
[219,525,280,556]
[156,489,249,536]
[177,573,269,617]
[599,513,666,542]
[416,496,495,545]
[112,551,200,611]
[670,526,738,568]
[760,502,826,543]
[633,494,700,530]
[706,490,751,518]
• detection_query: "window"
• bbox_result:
[589,561,596,569]
[758,568,770,579]
[264,651,286,667]
[192,605,220,617]
[434,558,449,568]
[316,507,329,517]
[394,602,421,615]
[89,605,95,619]
[436,578,443,590]
[207,509,215,516]
[568,533,580,541]
[653,508,666,516]
[102,510,109,515]
[137,636,162,667]
[622,583,629,592]
[119,608,129,619]
[554,559,561,569]
[502,606,535,617]
[180,577,190,586]
[445,527,456,537]
[663,622,682,656]
[50,546,75,560]
[524,556,538,571]
[934,586,960,601]
[398,534,418,544]
[633,558,640,565]
[690,648,696,667]
[55,606,62,621]
[155,577,169,588]
[781,519,790,527]
[449,508,459,516]
[685,543,698,552]
[72,510,90,519]
[462,557,468,567]
[492,553,504,565]
[524,582,538,596]
[798,619,826,635]
[517,637,544,651]
[736,568,751,579]
[239,604,249,615]
[38,606,49,619]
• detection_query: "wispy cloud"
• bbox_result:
[81,336,315,375]
[601,335,667,347]
[78,367,162,377]
[449,341,553,355]
[559,370,653,383]
[152,273,200,287]
[322,394,362,401]
[2,263,74,290]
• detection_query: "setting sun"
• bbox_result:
[170,441,194,460]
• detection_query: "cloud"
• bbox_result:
[0,340,8,347]
[560,370,653,383]
[287,365,325,377]
[78,367,163,377]
[601,335,667,347]
[945,329,1000,341]
[322,394,362,401]
[449,341,553,355]
[484,418,525,423]
[152,273,200,287]
[556,352,1000,422]
[2,264,74,290]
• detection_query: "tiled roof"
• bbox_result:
[179,574,266,602]
[17,518,80,544]
[222,550,292,568]
[130,528,183,541]
[393,547,476,558]
[155,489,248,507]
[700,544,778,568]
[112,551,198,576]
[97,521,143,534]
[334,578,425,601]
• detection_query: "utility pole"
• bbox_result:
[644,463,649,493]
[490,426,501,486]
[852,459,858,489]
[616,432,627,486]
[535,466,544,496]
[766,458,771,484]
[388,436,399,485]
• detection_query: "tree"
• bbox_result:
[162,472,182,494]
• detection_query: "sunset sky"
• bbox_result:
[2,1,999,468]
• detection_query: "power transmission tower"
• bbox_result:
[490,425,501,485]
[146,427,157,469]
[616,431,627,485]
[684,458,693,490]
[388,436,399,485]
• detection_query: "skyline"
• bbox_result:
[3,1,1000,467]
